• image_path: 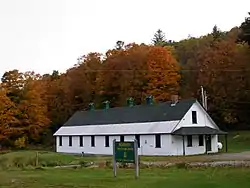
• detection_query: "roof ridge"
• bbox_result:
[78,97,197,112]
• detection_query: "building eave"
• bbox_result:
[171,126,228,136]
[53,120,180,136]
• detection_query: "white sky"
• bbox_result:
[0,0,249,77]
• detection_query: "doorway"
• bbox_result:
[206,135,212,152]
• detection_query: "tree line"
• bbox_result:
[0,13,250,148]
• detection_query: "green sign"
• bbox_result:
[115,141,135,163]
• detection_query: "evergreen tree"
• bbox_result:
[152,29,167,46]
[212,25,222,40]
[238,13,250,45]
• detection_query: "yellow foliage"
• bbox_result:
[14,136,27,149]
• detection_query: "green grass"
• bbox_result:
[0,167,250,187]
[0,150,240,170]
[0,150,111,169]
[0,131,249,169]
[219,131,250,152]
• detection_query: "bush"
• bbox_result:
[14,137,27,149]
[118,162,130,168]
[79,160,87,167]
[105,160,112,168]
[175,162,188,169]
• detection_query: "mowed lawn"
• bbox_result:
[0,167,250,188]
[0,131,249,169]
[220,131,250,152]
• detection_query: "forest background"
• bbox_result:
[0,14,250,149]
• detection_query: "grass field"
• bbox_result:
[0,149,245,170]
[0,167,250,188]
[0,131,249,169]
[0,131,249,187]
[220,131,250,152]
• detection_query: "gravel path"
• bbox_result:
[141,151,250,167]
[203,151,250,161]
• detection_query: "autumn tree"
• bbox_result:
[1,69,25,103]
[44,52,104,132]
[45,74,73,133]
[99,43,154,106]
[17,73,50,143]
[196,29,249,126]
[0,88,20,147]
[175,32,225,99]
[146,46,180,102]
[1,70,51,146]
[70,52,103,107]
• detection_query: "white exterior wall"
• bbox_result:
[56,133,218,156]
[175,102,216,129]
[211,135,219,153]
[56,134,175,156]
[171,102,219,155]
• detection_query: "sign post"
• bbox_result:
[113,139,117,178]
[134,139,139,179]
[113,139,139,179]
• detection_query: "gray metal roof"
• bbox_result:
[172,126,227,135]
[63,98,197,126]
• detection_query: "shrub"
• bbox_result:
[14,137,27,149]
[105,160,112,168]
[79,160,87,167]
[175,162,188,169]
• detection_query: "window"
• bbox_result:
[135,135,140,148]
[187,135,192,147]
[105,136,109,147]
[199,135,204,146]
[69,136,72,146]
[120,135,124,142]
[155,134,161,148]
[79,136,83,147]
[91,136,95,147]
[59,136,62,146]
[192,111,197,124]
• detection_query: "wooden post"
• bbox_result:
[134,139,139,179]
[205,135,208,154]
[225,134,228,152]
[182,135,185,156]
[112,139,117,178]
[35,151,39,166]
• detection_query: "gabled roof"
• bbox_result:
[63,98,197,126]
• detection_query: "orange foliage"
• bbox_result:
[100,44,150,106]
[18,78,50,142]
[146,46,180,102]
[0,88,20,146]
[196,34,249,123]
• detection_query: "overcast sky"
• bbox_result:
[0,0,249,77]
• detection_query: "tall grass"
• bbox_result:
[0,151,84,169]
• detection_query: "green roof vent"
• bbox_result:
[89,102,95,111]
[127,97,134,107]
[146,95,154,105]
[103,100,110,110]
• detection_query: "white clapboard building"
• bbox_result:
[53,96,227,156]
